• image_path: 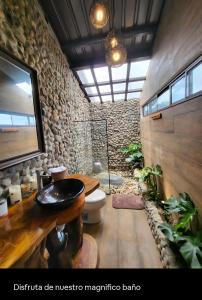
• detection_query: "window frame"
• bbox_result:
[142,55,202,116]
[73,59,151,103]
[170,74,186,105]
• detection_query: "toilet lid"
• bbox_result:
[85,189,106,203]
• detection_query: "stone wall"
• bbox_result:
[90,100,140,170]
[0,0,92,199]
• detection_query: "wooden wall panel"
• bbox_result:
[140,0,202,218]
[141,0,202,104]
[141,96,202,217]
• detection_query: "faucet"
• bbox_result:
[36,170,52,191]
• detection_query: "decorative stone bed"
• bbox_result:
[93,170,139,195]
[144,201,182,268]
[94,169,182,268]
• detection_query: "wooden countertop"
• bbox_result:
[0,174,99,268]
[67,174,99,196]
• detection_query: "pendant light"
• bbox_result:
[105,30,121,50]
[105,44,127,68]
[105,30,127,67]
[90,1,109,29]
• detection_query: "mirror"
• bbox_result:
[0,49,45,169]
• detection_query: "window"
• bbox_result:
[157,89,170,110]
[85,86,97,95]
[29,116,36,126]
[171,76,186,103]
[0,113,12,126]
[101,95,112,102]
[94,67,109,83]
[127,92,141,100]
[111,64,127,81]
[128,81,144,91]
[113,82,126,92]
[114,94,125,101]
[0,112,36,127]
[76,69,94,84]
[142,57,202,116]
[148,98,158,113]
[12,115,29,126]
[143,105,148,116]
[89,96,100,102]
[130,60,150,78]
[99,84,111,94]
[75,60,148,103]
[188,62,202,95]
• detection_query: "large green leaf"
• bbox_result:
[163,193,197,232]
[164,193,195,213]
[121,143,144,165]
[174,208,197,232]
[179,232,202,268]
[158,223,179,242]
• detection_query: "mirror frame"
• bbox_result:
[0,48,45,170]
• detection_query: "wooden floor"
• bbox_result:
[84,196,162,268]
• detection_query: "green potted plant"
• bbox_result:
[135,164,163,205]
[120,143,144,169]
[159,193,202,268]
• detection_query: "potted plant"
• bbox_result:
[159,193,202,268]
[120,143,144,169]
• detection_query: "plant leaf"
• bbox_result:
[179,232,202,268]
[174,208,197,232]
[158,223,177,242]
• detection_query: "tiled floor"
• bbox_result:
[84,195,162,268]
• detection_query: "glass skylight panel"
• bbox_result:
[111,63,127,81]
[94,66,109,83]
[101,95,112,102]
[129,60,150,78]
[89,96,100,102]
[85,86,97,95]
[113,94,125,101]
[128,81,144,91]
[99,84,111,94]
[77,69,94,84]
[127,92,141,100]
[113,82,126,92]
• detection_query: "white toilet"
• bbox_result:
[82,189,106,224]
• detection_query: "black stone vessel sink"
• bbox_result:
[36,179,85,209]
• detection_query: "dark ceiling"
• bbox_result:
[39,0,165,69]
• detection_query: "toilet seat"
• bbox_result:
[83,189,106,223]
[85,189,106,203]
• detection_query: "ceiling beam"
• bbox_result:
[87,89,142,98]
[81,77,146,88]
[62,23,157,50]
[68,46,152,68]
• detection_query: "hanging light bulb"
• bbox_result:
[105,30,121,50]
[90,1,109,29]
[106,44,127,67]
